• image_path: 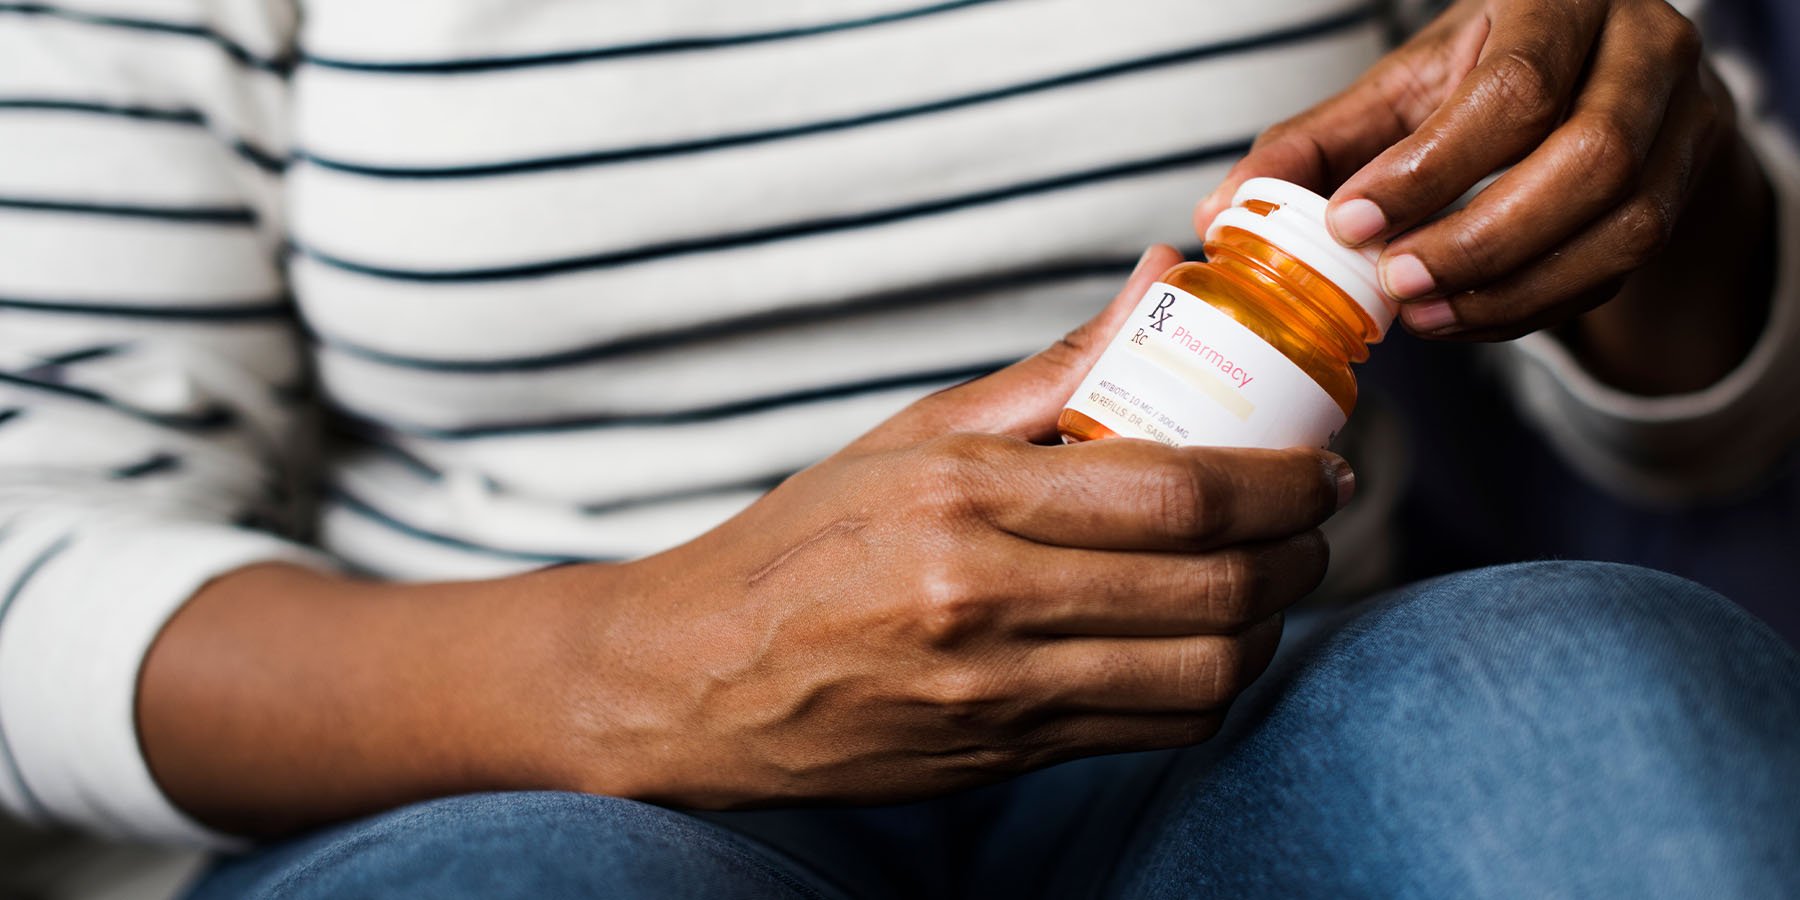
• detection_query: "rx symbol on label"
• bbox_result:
[1147,292,1176,332]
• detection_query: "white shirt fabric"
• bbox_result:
[0,0,1796,859]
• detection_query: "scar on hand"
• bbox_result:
[746,517,870,587]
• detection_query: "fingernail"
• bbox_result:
[1405,298,1458,333]
[1196,189,1226,230]
[1328,198,1386,246]
[1131,245,1158,278]
[1331,459,1357,510]
[1382,254,1436,300]
[1200,182,1228,211]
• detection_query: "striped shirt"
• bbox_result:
[1,0,1797,864]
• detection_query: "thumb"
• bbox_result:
[861,244,1185,450]
[1191,46,1453,238]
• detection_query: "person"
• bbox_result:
[0,0,1795,897]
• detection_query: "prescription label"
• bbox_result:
[1067,282,1345,449]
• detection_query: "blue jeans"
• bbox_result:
[186,562,1800,899]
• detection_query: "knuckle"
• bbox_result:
[923,431,993,470]
[1567,118,1643,200]
[914,433,997,518]
[1612,197,1678,266]
[1202,549,1262,625]
[1176,640,1242,709]
[1038,329,1097,376]
[1151,456,1220,543]
[1245,123,1332,184]
[922,665,1003,719]
[1439,218,1504,284]
[1291,529,1331,593]
[912,565,990,647]
[1251,121,1296,151]
[1651,5,1704,67]
[1373,52,1447,127]
[911,482,973,528]
[1485,46,1564,130]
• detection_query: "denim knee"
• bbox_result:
[189,792,834,900]
[1312,560,1797,751]
[1115,562,1799,899]
[1377,559,1755,636]
[1281,560,1797,893]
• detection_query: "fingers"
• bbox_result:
[860,245,1185,452]
[1373,0,1701,303]
[1017,711,1227,761]
[907,566,1292,762]
[920,617,1281,764]
[1206,0,1721,343]
[1191,32,1470,235]
[1021,614,1284,714]
[1401,69,1720,341]
[994,532,1327,637]
[1193,3,1489,236]
[1326,1,1613,247]
[1193,78,1408,235]
[959,437,1349,552]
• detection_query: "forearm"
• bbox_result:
[136,561,606,837]
[1565,131,1776,396]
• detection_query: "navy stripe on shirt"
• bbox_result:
[344,430,790,517]
[0,295,291,322]
[578,471,791,516]
[339,358,1011,439]
[326,487,599,564]
[0,3,292,74]
[301,6,1374,179]
[0,195,256,225]
[0,99,289,172]
[111,452,182,479]
[307,254,1149,372]
[0,98,203,125]
[294,140,1248,283]
[299,0,1004,74]
[348,435,445,481]
[15,344,125,382]
[35,344,126,367]
[0,370,237,432]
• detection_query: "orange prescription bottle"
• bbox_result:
[1059,178,1398,450]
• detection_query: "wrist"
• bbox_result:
[139,561,624,835]
[428,563,604,798]
[1567,132,1776,395]
[513,559,698,803]
[530,555,771,809]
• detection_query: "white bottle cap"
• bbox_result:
[1203,178,1398,341]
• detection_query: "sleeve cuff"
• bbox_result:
[1499,116,1800,503]
[0,516,331,847]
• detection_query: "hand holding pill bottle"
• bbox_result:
[1061,178,1397,451]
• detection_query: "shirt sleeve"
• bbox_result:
[0,1,328,845]
[1492,31,1800,505]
